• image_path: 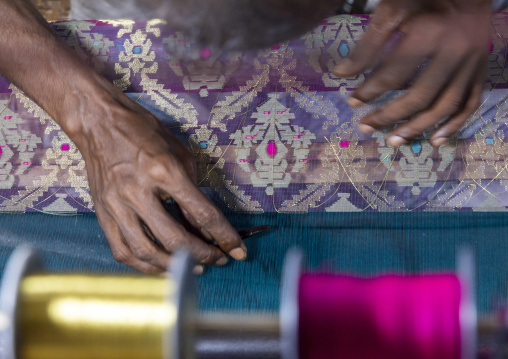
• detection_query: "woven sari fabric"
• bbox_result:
[1,15,508,213]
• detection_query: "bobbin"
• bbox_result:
[0,246,506,359]
[0,246,196,359]
[278,247,478,359]
[0,246,41,359]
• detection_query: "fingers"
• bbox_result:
[180,207,214,241]
[384,58,484,146]
[430,66,485,146]
[332,0,409,77]
[138,197,229,266]
[358,50,469,136]
[95,207,166,275]
[347,30,432,104]
[168,181,247,261]
[105,200,175,271]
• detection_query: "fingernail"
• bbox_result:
[215,256,228,266]
[347,97,364,108]
[332,59,353,76]
[193,265,204,275]
[387,136,407,147]
[431,137,448,146]
[358,124,376,134]
[230,247,247,261]
[201,229,213,241]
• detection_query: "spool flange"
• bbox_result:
[0,247,195,359]
[170,250,197,359]
[280,248,303,359]
[0,246,41,359]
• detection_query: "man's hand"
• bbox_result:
[78,95,246,275]
[332,0,491,146]
[0,0,246,274]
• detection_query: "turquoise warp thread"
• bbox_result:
[0,212,507,314]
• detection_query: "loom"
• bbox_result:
[0,246,505,359]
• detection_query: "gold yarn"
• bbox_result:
[18,275,176,359]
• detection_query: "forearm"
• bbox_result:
[0,0,125,147]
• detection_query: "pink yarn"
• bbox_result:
[267,141,278,156]
[298,274,461,359]
[200,47,211,59]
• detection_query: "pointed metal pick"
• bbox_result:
[210,225,271,247]
[238,225,271,239]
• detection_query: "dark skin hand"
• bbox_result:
[332,0,492,147]
[0,0,247,274]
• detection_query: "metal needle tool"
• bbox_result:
[210,225,270,246]
[238,225,271,239]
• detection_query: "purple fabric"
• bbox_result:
[1,15,508,213]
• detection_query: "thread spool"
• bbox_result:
[19,274,177,359]
[279,249,477,359]
[0,247,196,359]
[0,247,487,359]
[299,274,461,359]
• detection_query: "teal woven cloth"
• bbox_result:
[1,212,507,314]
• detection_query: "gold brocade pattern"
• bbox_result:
[3,15,508,213]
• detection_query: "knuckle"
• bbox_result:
[161,232,181,250]
[364,114,391,130]
[132,244,154,262]
[150,156,190,186]
[371,115,395,129]
[404,92,433,113]
[119,185,142,203]
[111,248,132,264]
[441,99,462,115]
[195,207,221,227]
[146,155,177,181]
[148,161,170,180]
[375,72,403,90]
[197,249,217,265]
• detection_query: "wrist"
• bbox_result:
[0,0,126,148]
[61,76,163,159]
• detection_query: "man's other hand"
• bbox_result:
[332,0,491,147]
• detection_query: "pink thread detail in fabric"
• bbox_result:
[267,141,278,156]
[298,274,461,359]
[61,144,70,151]
[340,140,349,148]
[200,47,211,59]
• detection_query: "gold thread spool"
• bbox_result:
[17,274,177,359]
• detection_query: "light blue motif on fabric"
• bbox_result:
[339,42,350,57]
[3,16,508,214]
[411,140,422,154]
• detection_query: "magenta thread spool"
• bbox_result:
[280,249,476,359]
[299,274,461,359]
